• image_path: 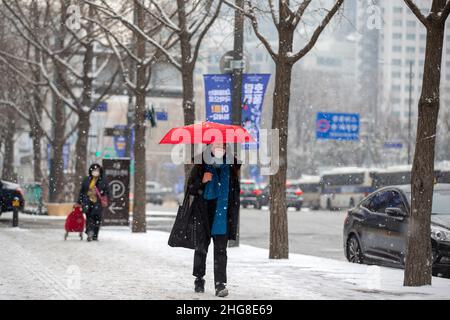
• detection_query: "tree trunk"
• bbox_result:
[132,2,147,233]
[269,26,294,259]
[49,101,65,203]
[30,118,43,184]
[404,16,445,287]
[177,0,196,181]
[74,24,94,198]
[182,67,195,181]
[49,0,69,203]
[2,111,16,182]
[31,0,43,185]
[74,111,90,198]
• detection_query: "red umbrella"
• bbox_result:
[159,121,255,144]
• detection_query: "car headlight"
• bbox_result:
[431,225,450,242]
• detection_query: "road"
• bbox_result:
[143,205,348,261]
[0,205,348,261]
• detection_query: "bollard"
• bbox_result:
[12,197,20,227]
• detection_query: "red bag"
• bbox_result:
[95,186,108,208]
[65,206,86,233]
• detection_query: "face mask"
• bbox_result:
[92,170,100,177]
[213,148,225,159]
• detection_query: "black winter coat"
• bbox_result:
[186,161,241,250]
[77,176,109,213]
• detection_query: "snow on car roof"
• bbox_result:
[321,167,372,175]
[436,161,450,170]
[297,175,321,183]
[376,165,412,173]
[390,183,450,192]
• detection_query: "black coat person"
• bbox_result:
[169,143,241,297]
[78,163,109,241]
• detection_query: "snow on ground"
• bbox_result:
[0,226,450,300]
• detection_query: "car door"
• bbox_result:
[359,191,392,260]
[384,190,408,265]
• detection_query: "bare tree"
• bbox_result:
[224,0,344,259]
[88,0,180,232]
[403,0,450,286]
[91,0,222,178]
[1,0,120,201]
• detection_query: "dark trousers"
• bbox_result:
[193,199,228,285]
[193,235,228,285]
[85,202,102,237]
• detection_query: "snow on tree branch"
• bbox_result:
[289,0,345,63]
[404,0,430,27]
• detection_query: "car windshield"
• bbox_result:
[286,184,300,192]
[406,190,450,215]
[298,183,320,193]
[241,182,256,190]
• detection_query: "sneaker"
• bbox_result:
[215,283,228,297]
[87,231,94,242]
[194,277,205,293]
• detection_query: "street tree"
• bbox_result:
[224,0,344,259]
[88,0,180,232]
[403,0,450,286]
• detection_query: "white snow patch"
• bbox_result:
[0,227,449,300]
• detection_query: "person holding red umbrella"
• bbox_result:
[162,122,250,297]
[186,142,241,297]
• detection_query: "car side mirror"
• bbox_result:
[386,207,407,218]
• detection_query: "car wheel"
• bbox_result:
[346,235,363,264]
[242,204,247,209]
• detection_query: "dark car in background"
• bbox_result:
[0,180,25,214]
[343,184,450,276]
[240,179,263,209]
[146,181,173,205]
[256,181,304,211]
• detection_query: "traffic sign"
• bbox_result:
[316,112,360,141]
[102,158,130,226]
[384,142,403,149]
[220,50,249,74]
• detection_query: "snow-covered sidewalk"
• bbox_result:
[1,226,450,300]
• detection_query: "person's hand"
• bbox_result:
[202,172,213,183]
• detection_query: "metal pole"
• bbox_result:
[228,0,244,248]
[12,197,20,227]
[408,61,413,165]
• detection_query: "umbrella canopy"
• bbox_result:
[159,121,255,144]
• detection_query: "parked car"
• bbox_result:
[0,180,25,215]
[240,179,263,209]
[256,181,304,211]
[145,181,165,205]
[343,184,450,276]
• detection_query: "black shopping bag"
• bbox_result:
[168,192,196,249]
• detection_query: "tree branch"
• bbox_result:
[404,0,430,27]
[289,0,344,63]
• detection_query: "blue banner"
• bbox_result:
[204,74,233,124]
[203,73,270,149]
[95,101,108,112]
[316,112,360,141]
[241,74,270,149]
[156,111,168,121]
[113,125,134,159]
